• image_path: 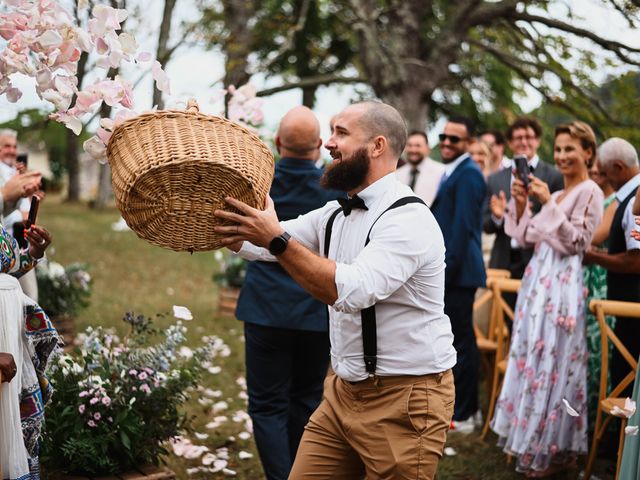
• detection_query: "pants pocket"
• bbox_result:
[407,381,429,434]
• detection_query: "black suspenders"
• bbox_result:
[324,196,427,376]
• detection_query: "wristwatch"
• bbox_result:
[268,232,291,256]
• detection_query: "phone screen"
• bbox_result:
[26,196,39,229]
[513,155,530,189]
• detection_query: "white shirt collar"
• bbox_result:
[616,173,640,202]
[528,155,540,170]
[355,172,396,206]
[443,153,469,177]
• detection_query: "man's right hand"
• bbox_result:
[490,191,507,219]
[2,171,41,203]
[0,352,17,383]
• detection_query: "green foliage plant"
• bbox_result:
[36,261,92,318]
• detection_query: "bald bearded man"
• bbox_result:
[234,106,343,480]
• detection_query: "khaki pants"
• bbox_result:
[289,369,454,479]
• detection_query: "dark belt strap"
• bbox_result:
[324,196,427,376]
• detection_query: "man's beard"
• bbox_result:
[320,147,370,192]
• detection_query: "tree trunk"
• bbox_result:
[93,67,118,210]
[221,0,258,113]
[382,91,430,132]
[66,50,89,202]
[153,0,177,109]
[302,85,316,108]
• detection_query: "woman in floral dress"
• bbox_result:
[491,121,604,477]
[0,222,58,480]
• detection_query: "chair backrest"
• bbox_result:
[490,277,521,359]
[473,269,512,341]
[590,300,640,401]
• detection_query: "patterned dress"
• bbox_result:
[491,180,603,474]
[0,224,59,480]
[583,193,617,429]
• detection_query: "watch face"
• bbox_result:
[269,236,287,255]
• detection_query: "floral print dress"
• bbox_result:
[491,179,603,474]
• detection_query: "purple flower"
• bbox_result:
[90,397,99,405]
[138,371,148,381]
[94,412,101,420]
[140,383,151,394]
[79,390,90,398]
[101,396,111,406]
[129,369,137,376]
[78,404,85,414]
[87,420,97,428]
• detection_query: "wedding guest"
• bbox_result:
[235,106,341,480]
[396,131,444,206]
[468,139,494,178]
[431,116,486,433]
[480,129,510,172]
[0,221,58,480]
[0,129,41,301]
[491,121,603,477]
[583,160,618,427]
[584,138,640,398]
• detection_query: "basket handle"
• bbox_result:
[186,98,199,114]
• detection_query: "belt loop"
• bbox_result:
[373,375,380,390]
[437,372,444,384]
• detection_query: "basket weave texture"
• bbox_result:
[106,101,274,252]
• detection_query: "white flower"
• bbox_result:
[238,451,253,460]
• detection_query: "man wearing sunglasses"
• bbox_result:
[431,116,487,434]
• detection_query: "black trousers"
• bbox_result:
[445,286,479,421]
[244,322,330,480]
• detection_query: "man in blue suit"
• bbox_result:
[235,106,342,480]
[431,116,487,433]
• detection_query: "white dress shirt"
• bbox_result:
[0,162,29,234]
[237,173,457,381]
[616,173,640,251]
[396,157,445,207]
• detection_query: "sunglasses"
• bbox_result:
[439,133,468,144]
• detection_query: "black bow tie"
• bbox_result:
[337,195,368,216]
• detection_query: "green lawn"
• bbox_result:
[39,198,612,479]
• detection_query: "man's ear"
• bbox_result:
[370,135,388,159]
[275,135,281,155]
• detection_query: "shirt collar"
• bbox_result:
[528,155,540,170]
[354,172,396,205]
[443,153,469,177]
[616,173,640,202]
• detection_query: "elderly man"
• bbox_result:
[214,101,455,479]
[0,129,41,300]
[584,138,640,397]
[235,106,342,480]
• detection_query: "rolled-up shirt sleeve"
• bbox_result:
[333,205,441,313]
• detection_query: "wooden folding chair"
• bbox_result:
[480,277,521,440]
[474,269,511,386]
[584,299,640,480]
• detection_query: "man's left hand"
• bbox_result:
[214,196,283,249]
[0,352,17,383]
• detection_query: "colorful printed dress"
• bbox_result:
[583,192,617,428]
[491,179,603,474]
[0,224,59,480]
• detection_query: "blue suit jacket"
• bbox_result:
[235,157,343,331]
[431,155,487,289]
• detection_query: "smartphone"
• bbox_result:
[16,153,28,168]
[513,155,530,189]
[25,195,40,229]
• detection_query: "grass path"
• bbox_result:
[41,199,608,479]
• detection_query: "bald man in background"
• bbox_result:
[234,106,343,480]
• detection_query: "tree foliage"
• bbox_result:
[198,0,640,132]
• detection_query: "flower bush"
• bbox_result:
[36,261,91,317]
[41,309,222,475]
[212,251,246,288]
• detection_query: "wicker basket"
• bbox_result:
[106,100,274,252]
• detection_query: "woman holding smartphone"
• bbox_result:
[490,121,603,478]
